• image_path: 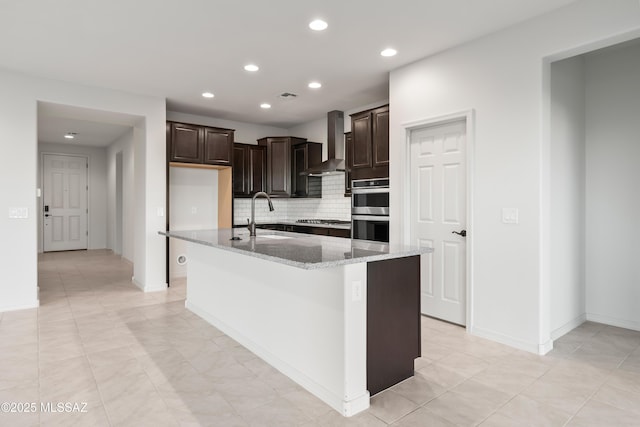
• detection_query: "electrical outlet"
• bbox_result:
[157,207,164,217]
[191,206,197,214]
[502,208,519,224]
[352,281,362,302]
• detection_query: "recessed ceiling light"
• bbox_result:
[380,48,397,57]
[244,64,259,72]
[64,133,76,139]
[202,92,215,98]
[309,19,328,31]
[260,103,271,109]
[308,82,322,89]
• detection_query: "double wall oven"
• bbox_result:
[351,178,390,243]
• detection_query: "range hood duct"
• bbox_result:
[300,110,345,176]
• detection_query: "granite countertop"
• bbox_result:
[160,228,432,270]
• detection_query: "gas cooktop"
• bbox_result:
[296,219,351,225]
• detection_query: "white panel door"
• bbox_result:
[410,120,467,325]
[43,154,88,252]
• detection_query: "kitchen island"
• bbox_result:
[161,228,432,416]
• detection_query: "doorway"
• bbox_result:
[42,153,88,252]
[549,37,640,339]
[407,117,469,326]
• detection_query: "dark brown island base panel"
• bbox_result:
[367,255,421,396]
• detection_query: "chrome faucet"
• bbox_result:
[247,191,274,237]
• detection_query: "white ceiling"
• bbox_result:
[2,0,576,130]
[38,102,140,147]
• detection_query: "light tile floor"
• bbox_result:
[0,250,639,426]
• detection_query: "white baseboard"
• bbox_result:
[586,313,640,332]
[551,313,587,340]
[0,300,40,313]
[469,325,552,355]
[131,277,167,292]
[186,300,369,417]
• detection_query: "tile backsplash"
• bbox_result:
[233,174,350,224]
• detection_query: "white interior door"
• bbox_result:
[43,154,88,252]
[410,120,467,325]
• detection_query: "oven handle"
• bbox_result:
[351,215,390,222]
[352,187,390,194]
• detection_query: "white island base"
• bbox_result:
[185,242,370,416]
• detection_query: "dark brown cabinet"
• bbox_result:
[344,132,353,195]
[258,137,321,198]
[351,112,372,169]
[203,127,233,165]
[292,142,322,198]
[367,256,421,395]
[170,122,201,164]
[257,223,350,238]
[233,143,266,197]
[168,121,234,166]
[350,105,389,180]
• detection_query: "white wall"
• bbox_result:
[166,111,289,144]
[549,57,586,338]
[0,68,166,312]
[584,42,640,330]
[107,128,135,262]
[389,0,640,353]
[169,167,218,278]
[38,143,109,251]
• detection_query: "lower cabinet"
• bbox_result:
[256,224,350,238]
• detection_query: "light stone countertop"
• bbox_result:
[160,228,432,270]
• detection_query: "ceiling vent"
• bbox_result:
[279,92,298,99]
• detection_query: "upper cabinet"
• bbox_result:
[168,121,234,166]
[259,137,296,197]
[344,132,353,196]
[233,143,266,197]
[203,127,233,165]
[350,105,389,180]
[291,142,322,198]
[257,137,322,198]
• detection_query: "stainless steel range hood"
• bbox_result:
[300,110,345,176]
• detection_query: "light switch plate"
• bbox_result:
[9,207,28,219]
[157,207,164,217]
[502,208,519,224]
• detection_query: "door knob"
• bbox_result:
[452,230,467,237]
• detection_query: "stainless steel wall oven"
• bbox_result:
[351,178,390,243]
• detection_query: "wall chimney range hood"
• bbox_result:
[300,110,345,176]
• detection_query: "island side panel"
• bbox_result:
[342,262,370,416]
[367,255,421,395]
[184,242,368,416]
